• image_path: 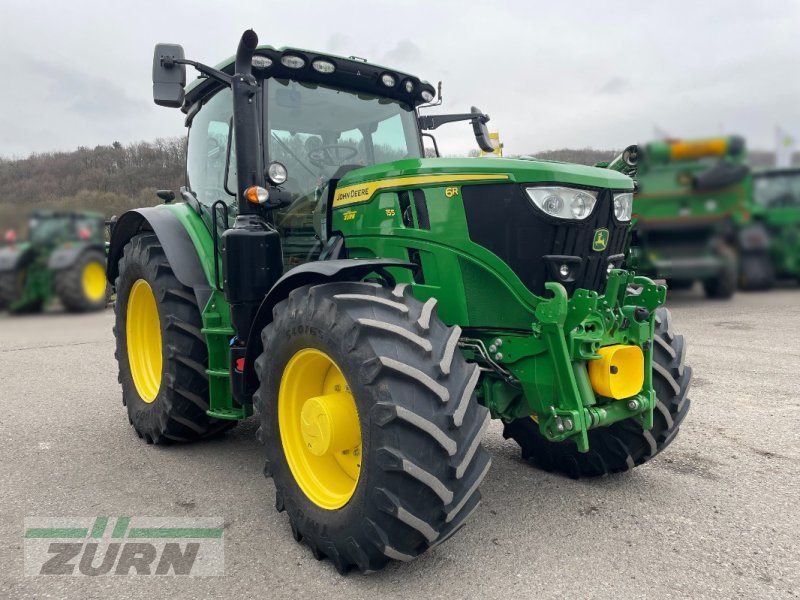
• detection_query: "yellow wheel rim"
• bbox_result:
[279,348,362,510]
[81,262,107,302]
[126,279,162,403]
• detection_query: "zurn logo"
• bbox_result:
[24,517,224,576]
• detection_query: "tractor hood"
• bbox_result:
[336,157,635,191]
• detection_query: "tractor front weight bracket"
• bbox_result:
[474,273,665,453]
[534,282,594,452]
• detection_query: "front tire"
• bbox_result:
[113,233,233,443]
[54,249,109,312]
[503,307,692,478]
[255,282,491,573]
[0,270,22,310]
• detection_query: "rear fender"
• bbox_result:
[47,243,105,271]
[0,246,36,273]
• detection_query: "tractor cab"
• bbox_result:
[174,44,493,274]
[27,211,105,249]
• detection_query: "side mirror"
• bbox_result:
[622,144,639,167]
[156,190,176,203]
[152,44,186,108]
[470,107,494,153]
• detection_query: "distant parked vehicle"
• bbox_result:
[0,211,109,313]
[739,167,800,289]
[629,136,749,299]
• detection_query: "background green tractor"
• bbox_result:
[630,136,749,298]
[107,30,692,574]
[738,167,800,289]
[0,211,109,313]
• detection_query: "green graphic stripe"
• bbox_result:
[91,516,108,538]
[112,517,130,538]
[127,527,224,539]
[24,528,88,538]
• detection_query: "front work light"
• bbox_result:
[252,55,272,69]
[312,59,335,74]
[281,55,306,69]
[525,187,598,220]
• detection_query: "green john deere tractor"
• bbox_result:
[107,30,692,573]
[0,211,109,313]
[629,136,750,298]
[739,167,800,289]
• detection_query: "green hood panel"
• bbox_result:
[338,157,634,191]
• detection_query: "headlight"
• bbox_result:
[267,161,288,185]
[613,193,633,221]
[525,187,598,220]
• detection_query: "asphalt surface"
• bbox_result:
[1,285,799,599]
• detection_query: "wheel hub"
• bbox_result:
[279,349,362,510]
[82,262,107,302]
[126,279,162,403]
[300,393,360,457]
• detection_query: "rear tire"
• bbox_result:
[113,233,234,444]
[739,252,775,291]
[255,282,491,573]
[702,243,737,299]
[54,249,109,312]
[0,271,22,310]
[503,307,691,478]
[0,268,42,314]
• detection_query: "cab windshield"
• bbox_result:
[29,216,73,245]
[753,173,800,208]
[266,79,422,268]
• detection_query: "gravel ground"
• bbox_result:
[1,285,798,599]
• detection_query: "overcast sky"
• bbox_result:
[1,0,798,158]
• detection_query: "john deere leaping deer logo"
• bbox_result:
[592,228,609,251]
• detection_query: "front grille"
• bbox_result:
[462,183,628,296]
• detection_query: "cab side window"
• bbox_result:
[186,88,237,207]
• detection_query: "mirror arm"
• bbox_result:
[164,57,232,87]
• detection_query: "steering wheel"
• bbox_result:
[307,144,358,168]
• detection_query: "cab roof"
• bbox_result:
[184,44,436,111]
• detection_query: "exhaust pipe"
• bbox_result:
[231,29,264,214]
[234,29,258,76]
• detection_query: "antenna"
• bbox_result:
[418,81,443,110]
